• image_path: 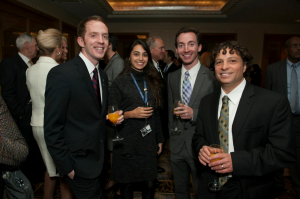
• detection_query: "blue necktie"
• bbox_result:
[182,71,191,105]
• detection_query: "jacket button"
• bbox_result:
[100,139,103,143]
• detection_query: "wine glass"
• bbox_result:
[171,99,182,135]
[108,105,123,142]
[145,101,153,125]
[208,144,223,192]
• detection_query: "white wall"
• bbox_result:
[108,22,300,66]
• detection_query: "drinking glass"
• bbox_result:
[208,144,223,192]
[171,99,182,135]
[108,105,123,142]
[145,101,153,125]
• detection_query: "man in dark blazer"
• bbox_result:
[193,40,295,199]
[104,33,124,89]
[0,33,43,184]
[163,50,180,78]
[44,15,123,199]
[168,26,218,199]
[265,36,300,198]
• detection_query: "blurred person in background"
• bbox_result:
[200,51,212,69]
[0,94,29,199]
[57,36,68,64]
[26,28,73,199]
[0,33,44,186]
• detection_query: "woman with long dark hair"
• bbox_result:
[109,40,164,199]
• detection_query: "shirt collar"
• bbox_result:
[168,62,173,68]
[152,59,158,68]
[79,52,99,74]
[18,52,30,65]
[221,79,246,105]
[181,60,201,79]
[287,58,300,68]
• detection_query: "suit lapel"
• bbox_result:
[188,65,205,107]
[211,90,221,144]
[279,60,287,95]
[173,69,182,101]
[99,69,107,117]
[232,82,255,142]
[75,56,100,111]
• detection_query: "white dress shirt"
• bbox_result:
[152,59,164,78]
[79,52,103,103]
[218,79,246,154]
[180,60,201,100]
[18,52,31,68]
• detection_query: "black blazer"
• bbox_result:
[164,63,180,79]
[0,54,31,121]
[192,82,296,199]
[44,55,108,179]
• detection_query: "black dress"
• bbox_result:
[109,70,164,183]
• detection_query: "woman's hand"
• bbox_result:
[157,143,163,155]
[125,107,153,119]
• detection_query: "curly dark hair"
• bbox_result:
[210,40,253,77]
[120,40,162,108]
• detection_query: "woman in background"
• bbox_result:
[0,95,29,199]
[57,36,68,64]
[109,40,164,199]
[26,28,73,199]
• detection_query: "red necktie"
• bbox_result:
[92,68,102,108]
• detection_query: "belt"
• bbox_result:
[293,113,300,117]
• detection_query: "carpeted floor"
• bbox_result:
[33,144,297,199]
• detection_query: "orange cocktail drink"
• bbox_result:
[108,113,119,124]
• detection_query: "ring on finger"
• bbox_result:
[221,164,224,169]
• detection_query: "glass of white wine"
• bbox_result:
[171,99,182,135]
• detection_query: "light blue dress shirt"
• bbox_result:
[287,59,300,114]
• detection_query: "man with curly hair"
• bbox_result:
[193,40,295,199]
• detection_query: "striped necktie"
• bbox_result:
[219,95,229,186]
[92,68,102,108]
[182,71,191,105]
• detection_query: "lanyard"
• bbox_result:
[130,73,147,105]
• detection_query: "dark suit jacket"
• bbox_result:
[44,55,108,179]
[0,54,31,121]
[104,53,124,89]
[168,65,218,158]
[265,59,287,96]
[164,63,180,79]
[193,82,295,199]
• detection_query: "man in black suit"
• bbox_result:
[44,15,123,199]
[193,40,295,199]
[162,50,180,78]
[265,36,300,198]
[0,33,42,184]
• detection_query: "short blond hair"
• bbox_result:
[37,28,62,56]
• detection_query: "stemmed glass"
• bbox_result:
[208,144,223,192]
[108,105,123,142]
[171,99,182,135]
[145,101,153,125]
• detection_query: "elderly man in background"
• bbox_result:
[0,33,44,186]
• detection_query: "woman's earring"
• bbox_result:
[57,52,61,56]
